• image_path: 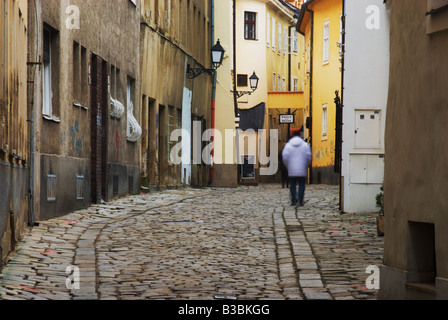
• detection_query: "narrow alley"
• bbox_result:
[0,184,383,301]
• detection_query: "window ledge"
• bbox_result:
[43,114,61,123]
[426,4,448,15]
[73,102,88,110]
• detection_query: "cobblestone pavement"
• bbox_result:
[0,184,383,300]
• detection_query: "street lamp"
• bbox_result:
[186,39,225,79]
[236,71,259,98]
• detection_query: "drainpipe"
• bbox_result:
[232,0,238,117]
[288,26,292,140]
[288,14,298,140]
[210,0,216,184]
[28,102,35,227]
[306,5,314,184]
[27,0,40,227]
[339,0,346,211]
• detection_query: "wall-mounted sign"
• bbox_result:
[279,114,295,124]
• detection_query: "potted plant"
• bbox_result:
[376,185,384,236]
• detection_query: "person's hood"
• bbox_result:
[290,136,304,147]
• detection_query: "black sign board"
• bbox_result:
[241,155,255,179]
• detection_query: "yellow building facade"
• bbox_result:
[264,0,304,183]
[297,0,342,184]
[213,0,303,186]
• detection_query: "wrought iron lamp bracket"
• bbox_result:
[186,64,216,79]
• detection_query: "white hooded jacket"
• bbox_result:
[282,136,312,177]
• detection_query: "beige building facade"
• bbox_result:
[213,0,302,187]
[0,0,29,264]
[380,0,448,300]
[139,0,213,189]
[27,0,142,221]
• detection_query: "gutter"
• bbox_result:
[297,2,314,184]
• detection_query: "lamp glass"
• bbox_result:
[249,72,259,91]
[211,39,225,69]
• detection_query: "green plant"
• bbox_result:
[376,185,384,215]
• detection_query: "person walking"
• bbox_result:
[282,131,312,206]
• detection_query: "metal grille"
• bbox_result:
[76,174,84,200]
[47,174,56,201]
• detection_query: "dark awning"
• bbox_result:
[238,102,265,131]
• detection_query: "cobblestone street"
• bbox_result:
[0,184,383,301]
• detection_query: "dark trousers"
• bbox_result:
[281,169,289,188]
[289,177,306,205]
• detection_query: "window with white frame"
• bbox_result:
[278,23,282,54]
[43,28,53,119]
[272,72,276,91]
[283,26,287,56]
[42,26,60,122]
[293,77,298,91]
[278,75,281,91]
[323,20,330,64]
[272,18,276,51]
[282,77,286,92]
[267,12,270,47]
[322,103,328,139]
[292,29,299,53]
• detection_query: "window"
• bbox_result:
[282,77,286,92]
[177,108,182,131]
[73,42,80,102]
[237,74,248,87]
[293,77,298,91]
[272,72,276,91]
[323,21,330,64]
[43,26,60,122]
[168,106,175,163]
[272,18,276,51]
[244,11,256,40]
[278,75,281,91]
[80,46,88,107]
[426,0,448,34]
[43,28,56,121]
[278,23,282,54]
[126,76,142,142]
[322,104,328,139]
[283,26,287,56]
[266,12,270,47]
[292,30,299,53]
